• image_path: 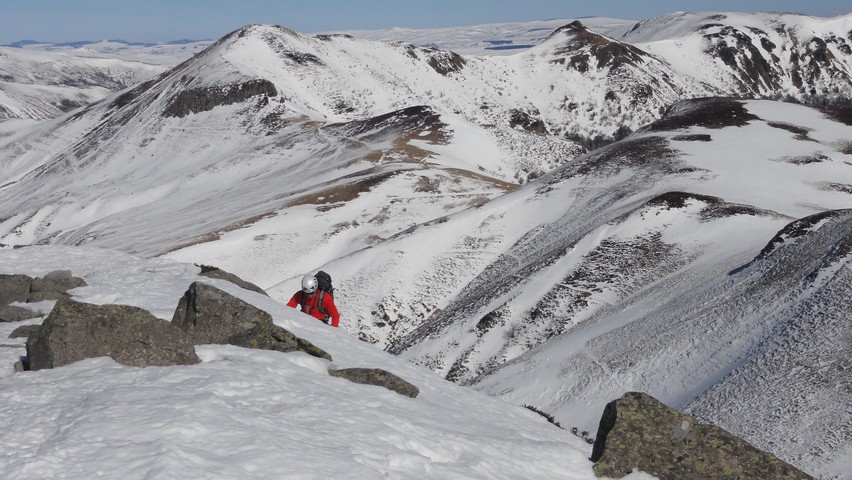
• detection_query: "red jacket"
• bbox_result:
[287,290,340,327]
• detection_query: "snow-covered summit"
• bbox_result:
[617,11,852,100]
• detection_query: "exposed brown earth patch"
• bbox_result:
[327,106,452,165]
[285,171,398,208]
[158,210,278,255]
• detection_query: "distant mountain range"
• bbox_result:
[1,12,851,478]
[1,38,204,49]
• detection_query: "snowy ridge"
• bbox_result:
[0,247,660,479]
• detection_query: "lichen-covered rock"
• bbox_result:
[0,274,33,305]
[172,282,329,360]
[591,391,812,480]
[26,299,200,370]
[198,265,268,296]
[0,305,41,322]
[328,368,419,398]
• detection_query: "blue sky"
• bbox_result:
[1,0,849,43]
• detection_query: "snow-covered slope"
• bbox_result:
[0,46,166,120]
[1,246,660,479]
[294,98,851,479]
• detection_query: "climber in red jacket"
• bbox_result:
[287,273,340,327]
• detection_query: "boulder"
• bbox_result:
[27,291,70,302]
[26,299,200,370]
[172,282,330,360]
[0,274,33,305]
[9,324,42,339]
[198,265,268,296]
[29,270,87,301]
[1,270,87,305]
[172,282,274,344]
[591,391,812,480]
[0,305,41,322]
[226,321,331,361]
[328,368,419,398]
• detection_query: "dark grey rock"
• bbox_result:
[42,270,73,281]
[198,265,268,296]
[27,291,70,303]
[30,272,87,296]
[26,299,200,370]
[9,324,42,339]
[328,368,419,398]
[163,79,277,118]
[226,322,331,361]
[0,274,33,305]
[591,391,812,480]
[172,282,330,360]
[171,281,274,344]
[0,305,41,322]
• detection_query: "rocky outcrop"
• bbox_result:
[508,108,548,135]
[591,392,812,479]
[26,299,200,370]
[328,368,419,398]
[162,79,277,118]
[29,270,88,302]
[0,274,33,305]
[0,270,87,306]
[197,265,268,296]
[172,282,330,360]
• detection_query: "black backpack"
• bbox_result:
[315,270,333,296]
[299,271,334,324]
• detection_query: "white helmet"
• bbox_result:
[301,274,318,294]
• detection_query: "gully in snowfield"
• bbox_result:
[287,271,340,328]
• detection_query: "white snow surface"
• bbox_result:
[0,246,658,480]
[0,46,167,120]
